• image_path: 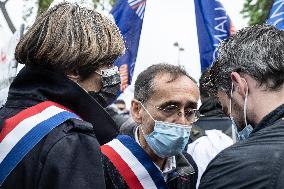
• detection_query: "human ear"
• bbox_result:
[231,72,248,98]
[67,70,81,82]
[131,99,143,124]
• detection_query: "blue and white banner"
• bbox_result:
[111,0,146,93]
[194,0,235,72]
[266,0,284,30]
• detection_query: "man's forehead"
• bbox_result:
[149,73,199,104]
[153,73,196,87]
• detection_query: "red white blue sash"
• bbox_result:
[101,135,167,189]
[0,101,80,185]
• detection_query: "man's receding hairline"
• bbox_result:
[151,72,198,95]
[153,72,196,84]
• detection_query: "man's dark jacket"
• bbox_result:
[102,124,198,189]
[0,66,119,189]
[199,104,284,189]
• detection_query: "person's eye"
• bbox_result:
[162,105,179,113]
[185,109,195,117]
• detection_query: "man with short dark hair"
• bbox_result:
[199,25,284,188]
[101,63,199,189]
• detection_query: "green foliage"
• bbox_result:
[241,0,274,26]
[38,0,53,14]
[92,0,116,9]
[110,0,116,6]
[38,0,116,15]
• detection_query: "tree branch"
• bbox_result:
[0,0,16,33]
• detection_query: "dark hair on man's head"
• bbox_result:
[15,2,125,80]
[134,63,196,103]
[199,68,215,102]
[210,24,284,95]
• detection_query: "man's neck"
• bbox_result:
[251,86,284,125]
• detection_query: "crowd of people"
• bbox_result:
[1,2,284,189]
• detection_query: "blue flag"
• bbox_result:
[194,0,235,72]
[266,0,284,30]
[111,0,146,93]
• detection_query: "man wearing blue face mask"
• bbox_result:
[101,63,200,189]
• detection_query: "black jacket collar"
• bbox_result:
[6,66,118,144]
[252,103,284,134]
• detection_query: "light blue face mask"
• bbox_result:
[140,103,191,158]
[238,124,253,141]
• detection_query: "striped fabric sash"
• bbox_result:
[0,101,80,185]
[101,135,167,189]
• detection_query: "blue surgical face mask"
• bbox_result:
[231,118,253,142]
[238,124,253,141]
[139,102,191,158]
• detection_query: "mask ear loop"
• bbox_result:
[139,101,156,122]
[243,80,249,128]
[229,82,234,117]
[138,101,155,136]
[229,82,238,143]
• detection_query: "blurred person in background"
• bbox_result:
[105,99,130,129]
[0,3,125,189]
[114,99,129,113]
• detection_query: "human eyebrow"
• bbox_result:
[185,101,198,109]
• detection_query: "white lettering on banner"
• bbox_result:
[214,19,228,33]
[213,34,228,44]
[270,0,284,26]
[212,0,229,60]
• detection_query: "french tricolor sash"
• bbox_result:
[101,135,168,189]
[0,101,81,185]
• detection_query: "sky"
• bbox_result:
[132,0,248,82]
